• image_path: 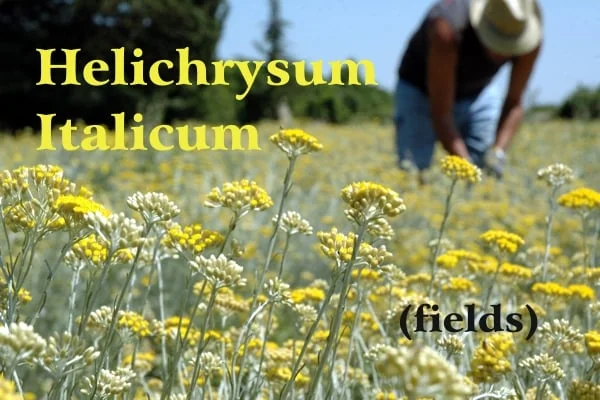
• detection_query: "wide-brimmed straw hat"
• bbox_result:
[470,0,542,56]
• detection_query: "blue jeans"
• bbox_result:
[394,77,502,170]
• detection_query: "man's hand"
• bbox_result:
[484,147,506,179]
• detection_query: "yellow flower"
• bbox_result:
[569,284,596,301]
[351,268,381,282]
[290,287,326,304]
[71,234,108,266]
[584,330,600,355]
[440,155,482,183]
[532,282,572,298]
[317,227,356,263]
[340,181,406,221]
[499,263,533,280]
[558,187,600,212]
[480,230,525,254]
[0,375,20,400]
[442,277,479,294]
[53,195,110,225]
[117,311,152,338]
[269,128,323,157]
[470,332,515,383]
[204,180,273,216]
[122,351,155,375]
[164,223,224,255]
[437,253,459,269]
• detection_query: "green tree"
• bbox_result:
[0,0,230,131]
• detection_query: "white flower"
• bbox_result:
[190,254,246,288]
[537,163,575,188]
[126,192,180,222]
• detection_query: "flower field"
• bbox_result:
[0,119,599,399]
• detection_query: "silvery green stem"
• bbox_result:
[156,258,168,379]
[541,186,559,281]
[67,267,81,335]
[187,286,218,400]
[253,231,292,393]
[230,301,270,399]
[88,222,151,399]
[339,277,366,394]
[428,179,457,296]
[12,370,23,398]
[233,156,296,396]
[278,279,338,400]
[218,214,238,255]
[306,223,367,399]
[581,214,590,270]
[161,276,206,400]
[483,257,503,311]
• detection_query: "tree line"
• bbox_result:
[0,0,393,132]
[1,0,594,133]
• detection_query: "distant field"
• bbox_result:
[0,119,599,399]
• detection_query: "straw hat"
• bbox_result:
[470,0,542,56]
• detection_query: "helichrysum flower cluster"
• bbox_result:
[0,277,32,308]
[164,223,224,255]
[269,128,323,158]
[518,352,565,381]
[84,211,145,250]
[122,351,155,375]
[584,330,600,356]
[568,380,600,400]
[498,262,533,279]
[558,187,600,212]
[317,227,356,263]
[81,366,136,397]
[442,277,479,293]
[41,331,100,373]
[204,180,273,216]
[440,155,482,183]
[274,211,313,235]
[531,282,595,300]
[0,322,47,363]
[368,344,475,399]
[126,191,180,222]
[68,234,109,267]
[53,194,110,226]
[536,319,584,354]
[437,335,465,356]
[480,229,525,254]
[341,181,406,222]
[537,163,576,187]
[190,254,247,288]
[367,217,395,240]
[1,165,90,205]
[470,332,515,383]
[117,311,152,339]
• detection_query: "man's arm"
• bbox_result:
[427,18,471,160]
[494,44,542,150]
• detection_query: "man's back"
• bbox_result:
[398,0,509,99]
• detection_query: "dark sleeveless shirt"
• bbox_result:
[398,0,508,99]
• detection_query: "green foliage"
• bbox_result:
[557,84,600,120]
[0,0,392,130]
[212,61,393,125]
[0,0,229,130]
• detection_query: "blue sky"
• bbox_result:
[217,0,600,105]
